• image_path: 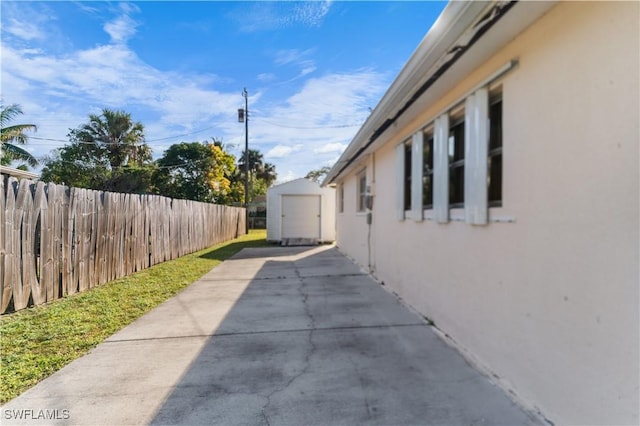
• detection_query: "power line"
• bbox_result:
[26,115,363,146]
[253,117,362,129]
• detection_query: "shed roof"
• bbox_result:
[269,177,320,191]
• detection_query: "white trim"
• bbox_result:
[464,88,489,225]
[356,168,367,213]
[395,144,406,221]
[425,209,515,224]
[434,60,516,128]
[411,131,424,222]
[434,114,449,223]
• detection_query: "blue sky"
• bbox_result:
[1,1,445,182]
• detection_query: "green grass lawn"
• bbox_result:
[0,229,270,403]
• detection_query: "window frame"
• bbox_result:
[404,140,412,211]
[338,183,344,213]
[448,108,465,209]
[488,89,503,208]
[356,169,367,213]
[394,61,516,225]
[422,128,435,210]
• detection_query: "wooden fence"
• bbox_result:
[0,176,246,314]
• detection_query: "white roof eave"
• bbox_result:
[323,0,557,186]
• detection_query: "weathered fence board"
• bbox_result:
[1,176,246,314]
[1,177,12,312]
[47,183,62,302]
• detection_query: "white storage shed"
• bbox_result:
[266,178,336,244]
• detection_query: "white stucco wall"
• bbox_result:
[267,178,336,242]
[335,2,639,425]
[335,164,374,267]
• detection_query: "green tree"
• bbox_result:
[237,148,263,175]
[155,142,214,201]
[69,109,149,169]
[208,141,238,204]
[40,109,155,193]
[236,148,277,202]
[41,143,110,189]
[258,162,278,187]
[305,166,331,183]
[0,104,38,167]
[154,141,236,203]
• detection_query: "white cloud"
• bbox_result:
[314,143,346,154]
[1,38,241,161]
[1,2,55,42]
[275,170,298,185]
[119,3,141,15]
[235,1,332,32]
[73,3,101,15]
[5,18,47,41]
[242,69,387,178]
[274,48,315,66]
[266,144,303,159]
[275,70,384,130]
[2,40,237,118]
[104,15,138,44]
[292,1,332,27]
[271,48,317,81]
[103,3,140,44]
[0,1,387,180]
[300,65,317,77]
[257,73,276,82]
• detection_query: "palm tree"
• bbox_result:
[238,149,277,185]
[0,104,38,167]
[258,162,277,187]
[70,109,149,170]
[237,148,264,176]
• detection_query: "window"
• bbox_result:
[357,170,367,212]
[398,84,506,225]
[404,142,412,211]
[423,131,434,209]
[338,184,344,213]
[448,116,465,208]
[488,93,502,207]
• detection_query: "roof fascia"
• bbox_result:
[324,1,557,186]
[323,1,491,186]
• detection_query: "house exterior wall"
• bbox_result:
[267,178,336,242]
[318,186,336,242]
[335,2,639,425]
[335,163,374,267]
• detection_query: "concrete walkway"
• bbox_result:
[2,245,543,425]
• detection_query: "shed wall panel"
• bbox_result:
[281,195,320,239]
[266,178,336,242]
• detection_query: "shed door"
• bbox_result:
[281,195,320,239]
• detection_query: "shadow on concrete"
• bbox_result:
[197,238,275,262]
[149,246,541,426]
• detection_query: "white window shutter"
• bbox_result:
[465,88,489,225]
[395,143,405,221]
[411,131,424,221]
[433,114,449,223]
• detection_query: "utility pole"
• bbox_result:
[239,88,249,234]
